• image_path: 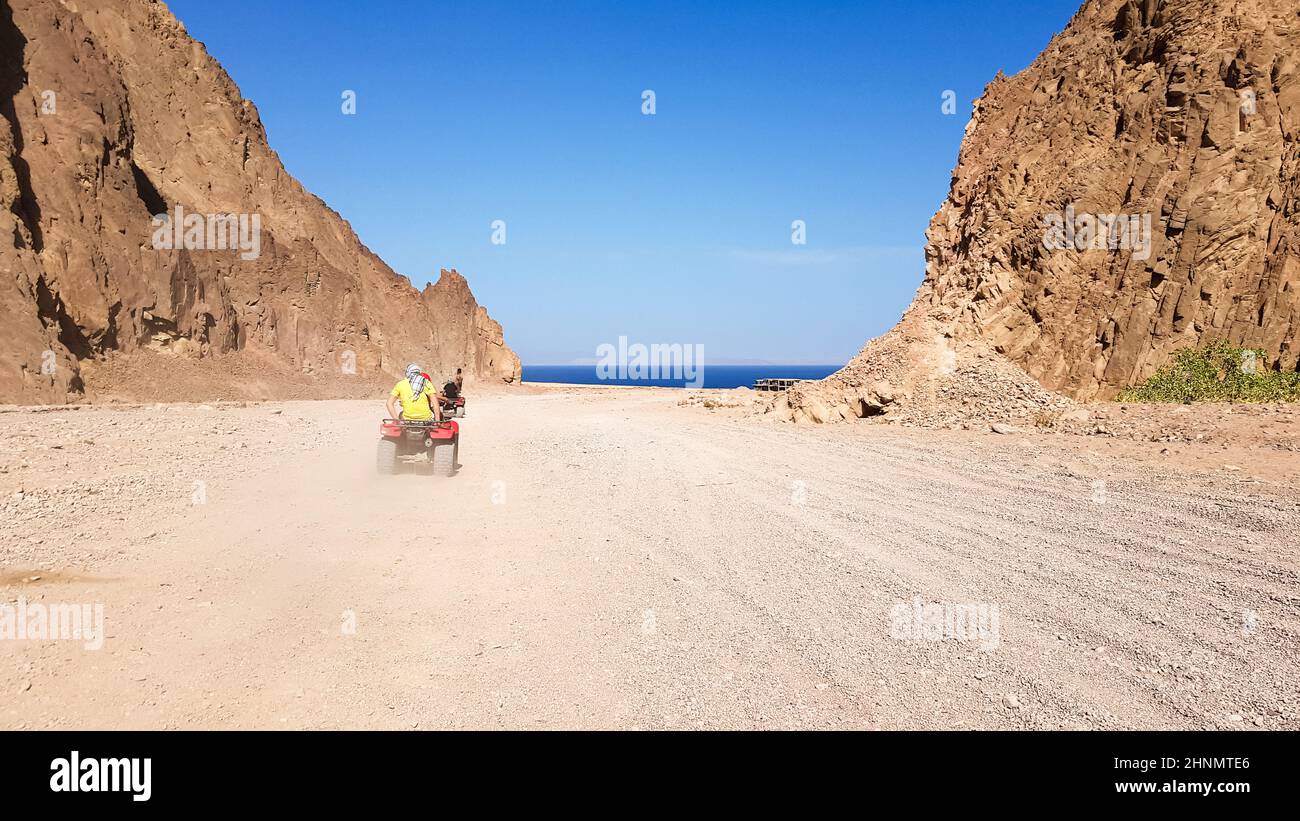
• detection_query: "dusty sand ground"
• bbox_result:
[1,387,1298,729]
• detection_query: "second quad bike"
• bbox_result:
[376,418,459,477]
[440,380,466,418]
[440,395,466,418]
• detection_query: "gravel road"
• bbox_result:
[2,389,1297,729]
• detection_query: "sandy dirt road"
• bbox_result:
[2,388,1298,729]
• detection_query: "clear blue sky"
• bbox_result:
[166,0,1080,365]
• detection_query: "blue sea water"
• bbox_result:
[522,364,842,389]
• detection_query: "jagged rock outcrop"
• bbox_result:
[0,0,518,404]
[792,0,1299,423]
[420,268,520,384]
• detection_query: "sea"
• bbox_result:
[521,364,842,390]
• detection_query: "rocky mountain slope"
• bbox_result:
[0,0,518,404]
[791,0,1299,424]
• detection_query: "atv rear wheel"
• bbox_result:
[376,438,399,475]
[431,439,457,477]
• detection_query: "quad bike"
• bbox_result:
[376,417,459,477]
[440,395,466,418]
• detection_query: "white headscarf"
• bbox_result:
[405,363,428,397]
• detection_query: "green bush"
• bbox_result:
[1117,340,1300,403]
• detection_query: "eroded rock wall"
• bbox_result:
[0,0,518,403]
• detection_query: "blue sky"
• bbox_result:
[166,0,1080,365]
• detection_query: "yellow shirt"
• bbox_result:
[390,378,435,420]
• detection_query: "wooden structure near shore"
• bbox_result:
[752,378,801,392]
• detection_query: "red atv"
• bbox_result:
[440,380,466,418]
[440,395,466,418]
[376,418,459,477]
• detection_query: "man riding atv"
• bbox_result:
[378,363,459,476]
[440,368,461,398]
[387,363,442,422]
[441,368,466,417]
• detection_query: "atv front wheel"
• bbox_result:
[431,440,457,477]
[376,438,399,475]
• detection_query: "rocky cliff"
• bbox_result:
[0,0,519,404]
[791,0,1299,424]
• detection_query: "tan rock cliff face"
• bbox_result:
[793,0,1299,423]
[0,0,519,404]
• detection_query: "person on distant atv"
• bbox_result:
[387,363,442,423]
[430,372,451,410]
[441,368,464,403]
